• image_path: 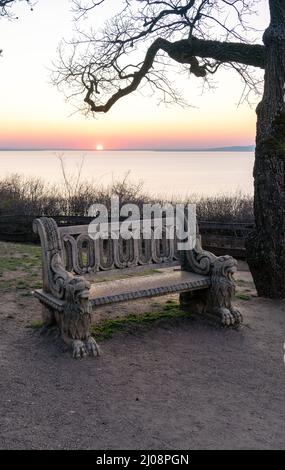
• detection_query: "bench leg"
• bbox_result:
[61,332,100,359]
[57,305,100,359]
[206,256,243,326]
[39,280,100,358]
[60,277,100,359]
[180,256,243,326]
[206,288,243,326]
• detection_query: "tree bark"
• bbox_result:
[246,0,285,297]
[166,38,265,69]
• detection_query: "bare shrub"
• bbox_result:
[186,192,254,223]
[0,174,254,223]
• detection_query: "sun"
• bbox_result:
[96,144,104,151]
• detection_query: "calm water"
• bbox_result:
[0,150,254,197]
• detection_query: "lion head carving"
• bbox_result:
[209,255,237,310]
[65,276,91,309]
[211,255,237,278]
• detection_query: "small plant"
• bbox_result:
[27,320,44,330]
[90,302,189,341]
[235,292,251,301]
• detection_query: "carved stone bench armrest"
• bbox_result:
[33,217,75,299]
[180,235,217,276]
[33,217,91,303]
[33,217,99,358]
[180,235,242,326]
[180,231,237,276]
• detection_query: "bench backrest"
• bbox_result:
[58,221,182,275]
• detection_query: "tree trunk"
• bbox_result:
[246,0,285,297]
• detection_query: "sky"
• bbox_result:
[0,0,270,150]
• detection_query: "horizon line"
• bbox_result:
[0,145,255,152]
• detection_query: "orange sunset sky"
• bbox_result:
[0,0,269,150]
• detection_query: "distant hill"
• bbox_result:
[151,145,255,152]
[205,146,255,152]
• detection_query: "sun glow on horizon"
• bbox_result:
[0,1,270,151]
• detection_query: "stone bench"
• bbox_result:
[33,217,242,358]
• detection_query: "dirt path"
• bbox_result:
[0,263,285,449]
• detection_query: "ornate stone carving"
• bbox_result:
[58,224,180,271]
[180,230,215,276]
[138,235,153,264]
[33,217,71,297]
[180,230,242,326]
[56,276,100,358]
[99,238,114,270]
[206,255,243,326]
[33,217,100,358]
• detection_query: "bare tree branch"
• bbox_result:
[0,0,32,17]
[53,0,265,114]
[82,37,265,112]
[0,0,34,55]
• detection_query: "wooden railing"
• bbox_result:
[199,221,254,258]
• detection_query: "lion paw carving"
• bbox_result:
[72,340,88,359]
[85,337,100,357]
[72,338,100,359]
[216,307,243,326]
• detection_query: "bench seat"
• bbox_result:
[35,267,210,309]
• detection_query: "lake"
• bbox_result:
[0,150,254,198]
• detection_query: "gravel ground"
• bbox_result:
[0,264,285,450]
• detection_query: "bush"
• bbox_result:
[0,174,254,223]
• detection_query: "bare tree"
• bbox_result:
[53,0,285,299]
[0,0,32,17]
[0,0,33,55]
[56,152,86,215]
